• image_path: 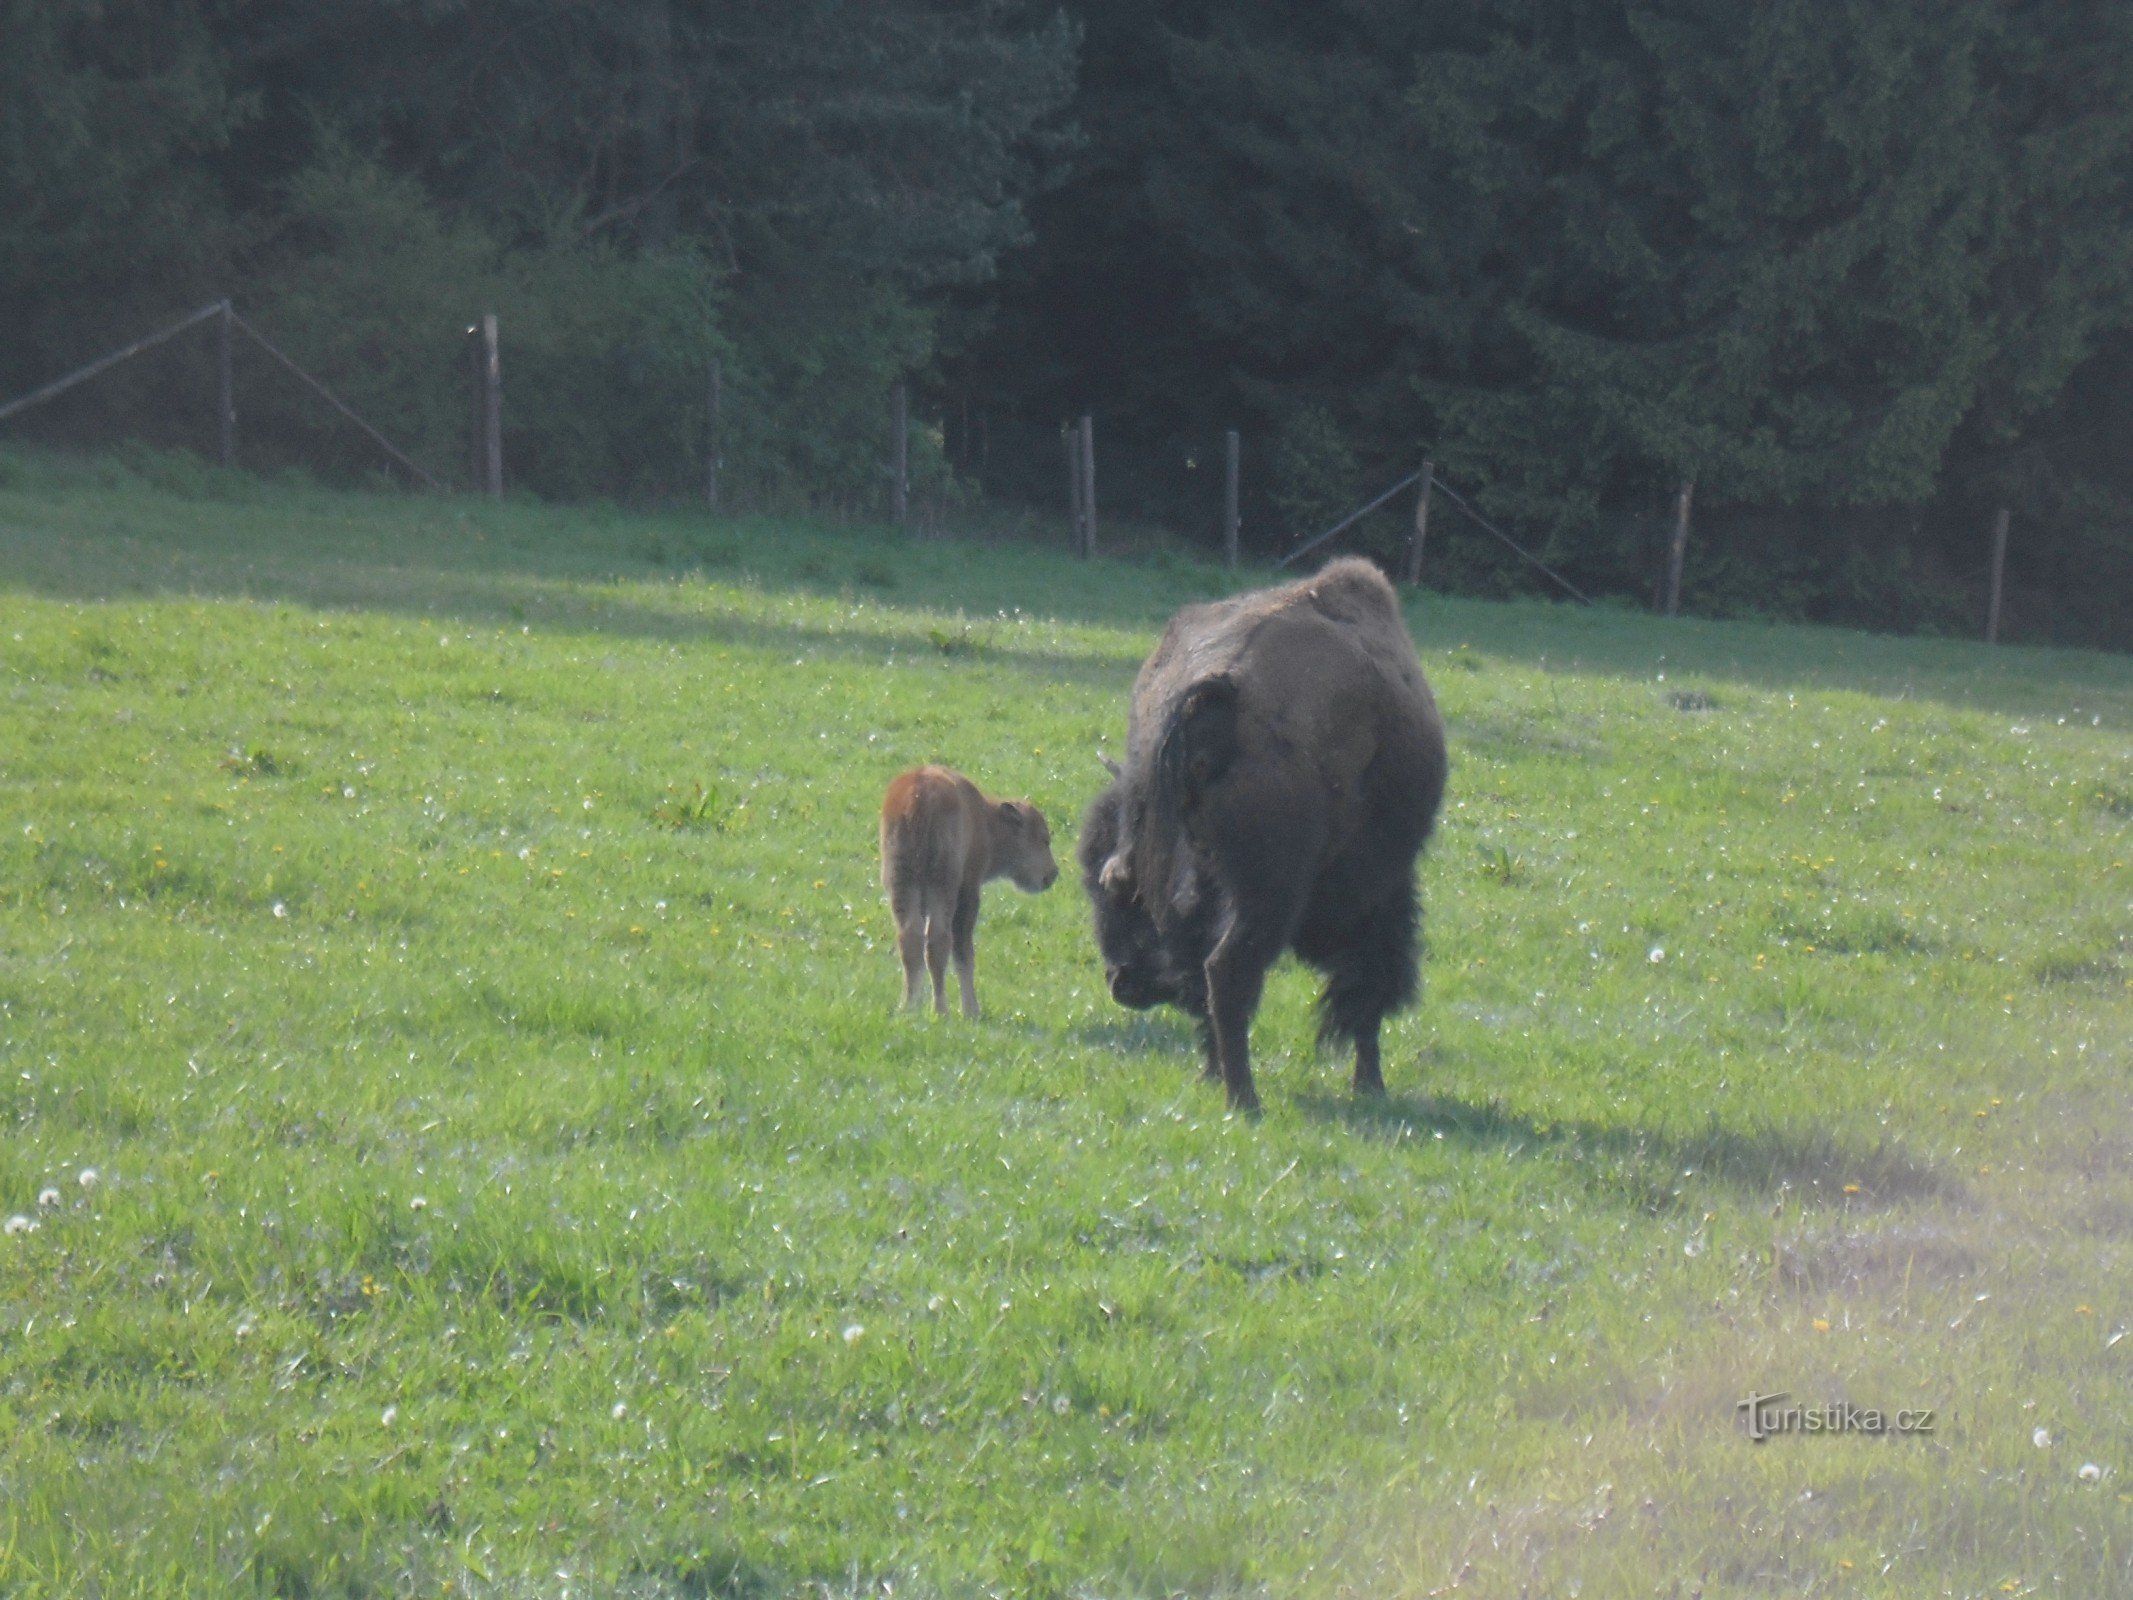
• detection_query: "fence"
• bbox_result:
[0,299,440,490]
[1,303,2029,641]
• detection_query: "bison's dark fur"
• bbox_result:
[1079,557,1447,1111]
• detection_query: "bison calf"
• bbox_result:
[880,766,1057,1018]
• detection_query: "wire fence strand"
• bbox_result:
[0,302,228,425]
[229,312,443,490]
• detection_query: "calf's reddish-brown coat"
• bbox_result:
[879,765,1058,1017]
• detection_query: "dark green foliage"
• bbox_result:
[0,0,252,425]
[1270,403,1363,545]
[970,0,2133,642]
[1,1,1077,505]
[1412,1,2133,507]
[228,0,1078,504]
[9,1,2133,639]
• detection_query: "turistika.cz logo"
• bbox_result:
[1736,1391,1937,1442]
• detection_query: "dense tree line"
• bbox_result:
[6,1,2133,639]
[2,0,1076,505]
[975,0,2133,639]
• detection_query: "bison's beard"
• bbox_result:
[1090,883,1214,1017]
[1104,959,1171,1010]
[1081,781,1210,1017]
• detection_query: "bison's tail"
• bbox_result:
[1315,875,1420,1050]
[1134,675,1242,906]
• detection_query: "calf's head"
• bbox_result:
[993,799,1059,892]
[1078,785,1177,1009]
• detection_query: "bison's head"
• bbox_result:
[1078,784,1180,1010]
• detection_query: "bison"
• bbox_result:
[1079,557,1447,1111]
[880,765,1058,1018]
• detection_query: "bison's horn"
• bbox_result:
[1099,853,1131,894]
[1096,751,1123,778]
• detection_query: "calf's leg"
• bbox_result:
[891,888,927,1010]
[924,913,952,1016]
[950,886,983,1019]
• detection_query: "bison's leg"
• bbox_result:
[1195,1016,1221,1081]
[1204,921,1280,1113]
[1351,1025,1385,1097]
[1323,881,1419,1097]
[950,885,983,1020]
[892,888,928,1010]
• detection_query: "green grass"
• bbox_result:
[2,444,2131,1598]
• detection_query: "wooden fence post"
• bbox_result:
[1664,478,1694,616]
[1223,429,1241,569]
[891,381,909,527]
[466,325,484,491]
[1404,458,1435,587]
[215,300,235,469]
[480,313,502,499]
[1985,505,2010,645]
[705,357,722,511]
[1064,422,1084,551]
[1079,413,1096,558]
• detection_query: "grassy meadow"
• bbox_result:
[2,446,2131,1598]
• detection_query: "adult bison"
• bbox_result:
[1079,557,1447,1112]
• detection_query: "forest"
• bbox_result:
[7,0,2133,644]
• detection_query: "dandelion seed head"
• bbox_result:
[1648,946,1665,964]
[381,1405,398,1427]
[842,1323,865,1344]
[611,1401,628,1420]
[77,1168,99,1190]
[37,1187,60,1209]
[3,1215,34,1237]
[2034,1427,2052,1448]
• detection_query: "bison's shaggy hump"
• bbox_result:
[1083,557,1447,1111]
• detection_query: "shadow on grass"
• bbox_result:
[1292,1088,1952,1212]
[1400,589,2133,725]
[630,1549,794,1600]
[0,485,1157,689]
[7,445,2127,721]
[1072,1013,1204,1056]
